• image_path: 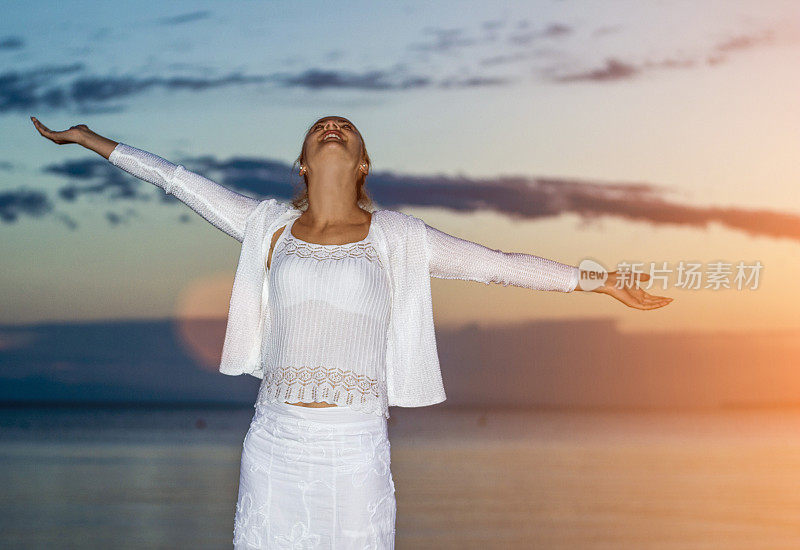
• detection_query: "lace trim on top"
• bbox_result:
[256,365,390,419]
[277,228,383,267]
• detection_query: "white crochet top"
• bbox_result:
[256,216,392,418]
[107,143,580,414]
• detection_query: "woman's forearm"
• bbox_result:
[425,223,580,293]
[74,127,119,159]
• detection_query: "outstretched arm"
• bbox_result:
[108,143,259,242]
[30,117,260,243]
[425,223,580,292]
[424,221,675,309]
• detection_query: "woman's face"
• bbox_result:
[302,116,365,172]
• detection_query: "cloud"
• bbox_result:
[43,158,157,203]
[30,150,800,242]
[5,61,503,114]
[0,62,84,112]
[544,27,776,83]
[0,64,272,113]
[0,36,24,50]
[408,27,480,55]
[713,29,775,53]
[1,21,781,118]
[547,57,639,82]
[105,208,139,226]
[507,22,572,46]
[70,72,270,103]
[437,74,513,88]
[0,188,52,222]
[158,10,212,26]
[705,29,775,65]
[367,170,800,242]
[275,68,431,91]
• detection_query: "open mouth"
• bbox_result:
[321,131,344,142]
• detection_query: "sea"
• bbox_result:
[1,404,799,549]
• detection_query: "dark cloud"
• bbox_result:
[545,27,776,83]
[3,62,472,113]
[0,24,779,116]
[437,75,513,88]
[43,158,154,202]
[0,36,24,50]
[187,155,301,199]
[0,188,52,222]
[0,62,84,112]
[366,170,800,242]
[705,29,775,66]
[0,161,13,171]
[547,58,639,82]
[713,29,774,53]
[71,73,270,103]
[158,11,212,26]
[21,152,800,243]
[0,64,272,113]
[275,68,432,91]
[542,23,572,38]
[105,208,138,226]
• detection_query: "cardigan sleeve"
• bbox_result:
[108,143,260,242]
[425,223,580,292]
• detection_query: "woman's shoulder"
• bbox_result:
[373,208,421,226]
[257,197,295,216]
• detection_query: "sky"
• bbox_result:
[1,1,799,407]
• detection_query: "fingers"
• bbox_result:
[31,116,69,144]
[31,116,52,136]
[617,289,673,310]
[635,297,673,310]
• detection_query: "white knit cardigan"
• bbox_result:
[108,143,580,409]
[223,199,448,407]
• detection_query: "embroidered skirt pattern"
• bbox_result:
[233,400,396,549]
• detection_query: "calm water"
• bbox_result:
[1,405,800,549]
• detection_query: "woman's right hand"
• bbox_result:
[30,116,89,145]
[31,116,118,158]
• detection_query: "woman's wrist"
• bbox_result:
[77,128,119,159]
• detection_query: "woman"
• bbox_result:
[32,115,673,549]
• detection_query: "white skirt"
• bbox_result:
[233,399,396,549]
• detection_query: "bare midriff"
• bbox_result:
[284,401,338,408]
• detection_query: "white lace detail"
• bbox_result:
[257,365,390,418]
[234,402,396,548]
[278,233,383,266]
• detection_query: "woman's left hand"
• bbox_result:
[591,271,674,310]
